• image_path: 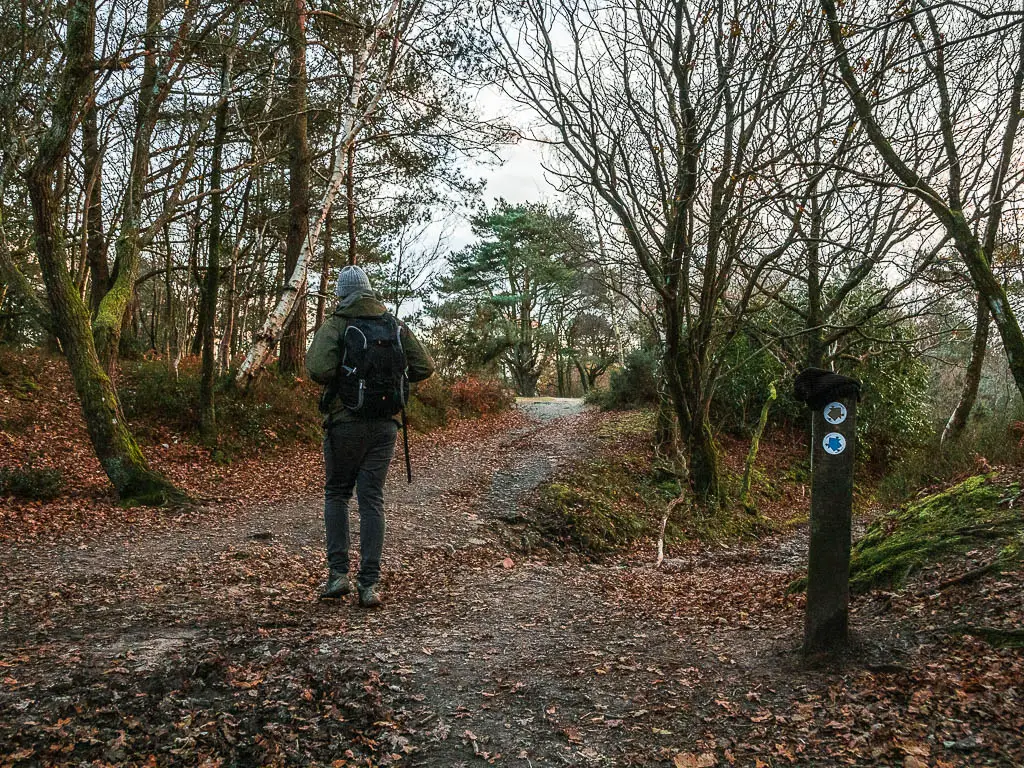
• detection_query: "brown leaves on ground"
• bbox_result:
[0,630,413,767]
[674,752,717,767]
[0,381,1022,767]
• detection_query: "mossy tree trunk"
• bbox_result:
[654,394,678,458]
[822,0,1024,403]
[663,306,724,508]
[942,291,989,447]
[509,363,540,397]
[96,0,201,374]
[93,0,165,373]
[740,381,777,511]
[572,358,590,395]
[26,0,182,506]
[685,413,722,508]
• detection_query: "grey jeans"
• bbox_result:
[323,418,398,587]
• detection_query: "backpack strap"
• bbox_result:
[341,323,368,374]
[319,317,352,420]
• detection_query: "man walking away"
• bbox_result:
[306,265,434,608]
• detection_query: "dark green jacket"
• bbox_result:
[306,296,435,423]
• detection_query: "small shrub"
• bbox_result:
[0,463,63,501]
[449,376,516,417]
[407,375,513,431]
[855,348,932,465]
[711,334,792,434]
[119,357,321,454]
[406,377,456,431]
[120,358,200,433]
[0,347,44,405]
[881,401,1024,503]
[588,349,660,410]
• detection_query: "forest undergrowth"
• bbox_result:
[0,348,514,543]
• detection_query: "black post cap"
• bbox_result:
[794,367,862,409]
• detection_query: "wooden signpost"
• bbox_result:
[794,368,862,656]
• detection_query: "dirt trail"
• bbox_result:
[3,400,1020,767]
[0,397,809,766]
[4,398,649,765]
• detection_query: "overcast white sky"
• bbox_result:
[445,86,560,250]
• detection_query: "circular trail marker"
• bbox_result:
[823,402,847,425]
[822,432,847,455]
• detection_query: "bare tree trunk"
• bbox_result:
[573,358,588,394]
[805,197,827,369]
[555,352,566,396]
[161,219,176,362]
[200,46,232,443]
[220,257,237,370]
[315,143,338,332]
[942,292,990,447]
[27,0,181,505]
[315,212,332,331]
[188,199,205,356]
[82,25,108,318]
[278,0,310,377]
[149,281,160,350]
[346,138,357,265]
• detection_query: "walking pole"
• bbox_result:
[401,408,413,483]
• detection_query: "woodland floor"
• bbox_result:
[1,397,1023,767]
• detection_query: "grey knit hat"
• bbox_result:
[335,265,372,299]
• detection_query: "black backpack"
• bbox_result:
[319,314,409,419]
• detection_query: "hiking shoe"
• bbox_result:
[357,584,383,608]
[319,570,351,599]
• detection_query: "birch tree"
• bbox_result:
[235,0,419,389]
[24,0,183,504]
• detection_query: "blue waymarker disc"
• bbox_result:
[823,432,846,455]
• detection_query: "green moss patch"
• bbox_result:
[848,474,1023,593]
[531,412,680,557]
